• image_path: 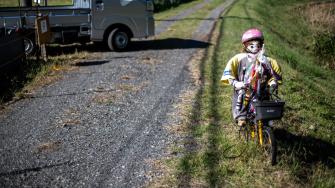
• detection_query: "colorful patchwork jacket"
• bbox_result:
[221,53,282,90]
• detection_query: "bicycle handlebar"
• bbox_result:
[237,84,282,102]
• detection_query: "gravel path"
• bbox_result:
[155,0,211,35]
[0,1,234,187]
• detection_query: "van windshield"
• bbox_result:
[33,0,73,6]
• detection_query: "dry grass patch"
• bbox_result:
[121,75,135,80]
[61,119,81,128]
[91,92,118,105]
[304,2,335,33]
[148,46,206,186]
[139,56,163,65]
[117,81,149,93]
[91,82,149,105]
[56,107,82,128]
[301,2,335,69]
[15,57,81,100]
[36,141,62,153]
[146,158,179,188]
[188,49,205,86]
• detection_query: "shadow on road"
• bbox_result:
[46,38,211,56]
[73,60,110,66]
[129,38,211,51]
[0,160,75,177]
[155,17,222,22]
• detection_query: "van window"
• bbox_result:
[0,0,18,7]
[33,0,73,6]
[74,0,90,8]
[0,0,73,7]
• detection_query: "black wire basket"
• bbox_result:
[253,100,285,120]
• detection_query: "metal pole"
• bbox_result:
[18,0,22,28]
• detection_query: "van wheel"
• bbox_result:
[24,36,36,56]
[107,28,129,52]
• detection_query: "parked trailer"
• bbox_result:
[0,0,155,54]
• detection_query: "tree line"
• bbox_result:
[153,0,194,12]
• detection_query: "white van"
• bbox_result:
[0,0,155,53]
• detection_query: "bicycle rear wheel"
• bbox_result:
[262,126,277,165]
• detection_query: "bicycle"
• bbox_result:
[238,87,285,165]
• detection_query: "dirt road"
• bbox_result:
[0,0,234,187]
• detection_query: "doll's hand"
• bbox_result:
[233,81,245,90]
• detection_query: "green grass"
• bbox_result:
[156,0,335,187]
[44,0,73,6]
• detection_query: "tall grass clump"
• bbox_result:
[0,58,49,103]
[302,2,335,69]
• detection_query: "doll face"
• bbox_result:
[245,40,262,54]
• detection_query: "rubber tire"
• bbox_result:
[262,126,277,165]
[23,36,36,56]
[107,28,130,52]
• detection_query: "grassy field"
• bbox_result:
[213,0,335,186]
[151,0,335,187]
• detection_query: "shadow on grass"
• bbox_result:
[176,15,229,188]
[176,39,207,188]
[46,38,211,56]
[275,128,335,179]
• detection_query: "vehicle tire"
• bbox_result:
[262,126,277,165]
[23,35,36,56]
[107,28,130,52]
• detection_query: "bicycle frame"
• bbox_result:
[237,63,283,165]
[245,115,266,145]
[242,80,281,143]
[258,120,264,145]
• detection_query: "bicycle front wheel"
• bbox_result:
[262,126,277,165]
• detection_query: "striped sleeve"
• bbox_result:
[221,55,239,85]
[268,58,282,84]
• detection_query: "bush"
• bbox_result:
[304,2,335,69]
[153,0,194,12]
[313,32,335,69]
